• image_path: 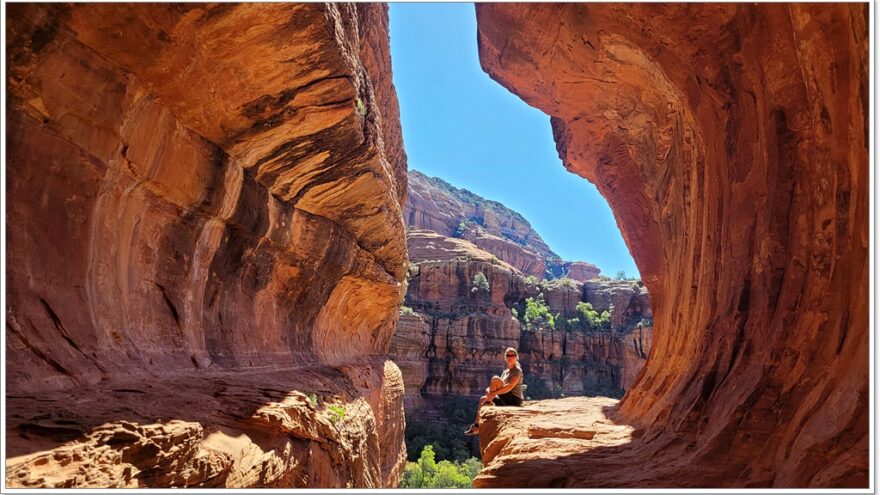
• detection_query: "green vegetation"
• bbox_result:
[400,445,482,488]
[406,396,480,462]
[400,305,415,316]
[576,302,612,331]
[524,275,538,285]
[327,405,346,425]
[471,272,490,294]
[516,293,555,330]
[355,97,367,116]
[615,270,627,280]
[454,219,475,238]
[307,393,318,408]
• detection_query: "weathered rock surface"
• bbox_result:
[7,362,404,488]
[405,169,582,279]
[7,3,407,488]
[477,3,868,487]
[562,261,602,282]
[473,397,637,488]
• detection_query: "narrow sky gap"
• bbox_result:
[389,3,640,278]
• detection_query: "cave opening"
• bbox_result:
[3,1,868,490]
[386,2,657,479]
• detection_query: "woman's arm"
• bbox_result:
[488,374,520,398]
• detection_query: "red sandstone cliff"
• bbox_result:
[7,4,407,488]
[405,169,603,280]
[391,229,652,412]
[475,3,868,487]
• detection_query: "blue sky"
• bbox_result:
[388,3,640,278]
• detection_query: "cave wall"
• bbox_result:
[7,3,408,487]
[477,3,868,487]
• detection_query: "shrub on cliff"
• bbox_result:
[520,293,555,330]
[576,302,611,330]
[471,272,490,294]
[400,445,481,488]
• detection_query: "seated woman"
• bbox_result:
[464,347,524,435]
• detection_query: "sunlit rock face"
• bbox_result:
[6,3,407,488]
[477,2,868,487]
[390,229,653,406]
[404,170,561,279]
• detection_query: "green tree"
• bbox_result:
[520,293,554,330]
[615,270,627,280]
[576,302,612,330]
[471,272,490,294]
[400,445,480,488]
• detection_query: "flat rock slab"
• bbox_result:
[476,396,642,487]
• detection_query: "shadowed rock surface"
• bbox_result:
[7,3,407,488]
[476,2,868,487]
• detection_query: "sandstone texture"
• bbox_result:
[7,3,407,488]
[473,397,637,488]
[477,3,868,487]
[562,261,602,282]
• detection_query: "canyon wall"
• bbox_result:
[391,228,652,413]
[476,3,868,487]
[7,4,407,488]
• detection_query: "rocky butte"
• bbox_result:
[474,2,868,488]
[391,170,653,419]
[6,4,408,488]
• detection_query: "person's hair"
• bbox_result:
[504,347,518,358]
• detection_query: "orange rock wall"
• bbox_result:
[7,3,407,488]
[477,3,868,487]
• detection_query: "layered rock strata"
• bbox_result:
[405,169,596,279]
[7,3,407,488]
[390,229,652,411]
[477,3,868,487]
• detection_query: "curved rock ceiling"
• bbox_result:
[476,3,868,487]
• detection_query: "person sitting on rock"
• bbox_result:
[464,347,524,435]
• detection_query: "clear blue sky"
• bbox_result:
[389,3,640,278]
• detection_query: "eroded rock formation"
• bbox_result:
[476,3,868,487]
[7,3,407,488]
[405,169,577,279]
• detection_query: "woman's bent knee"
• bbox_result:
[490,376,504,389]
